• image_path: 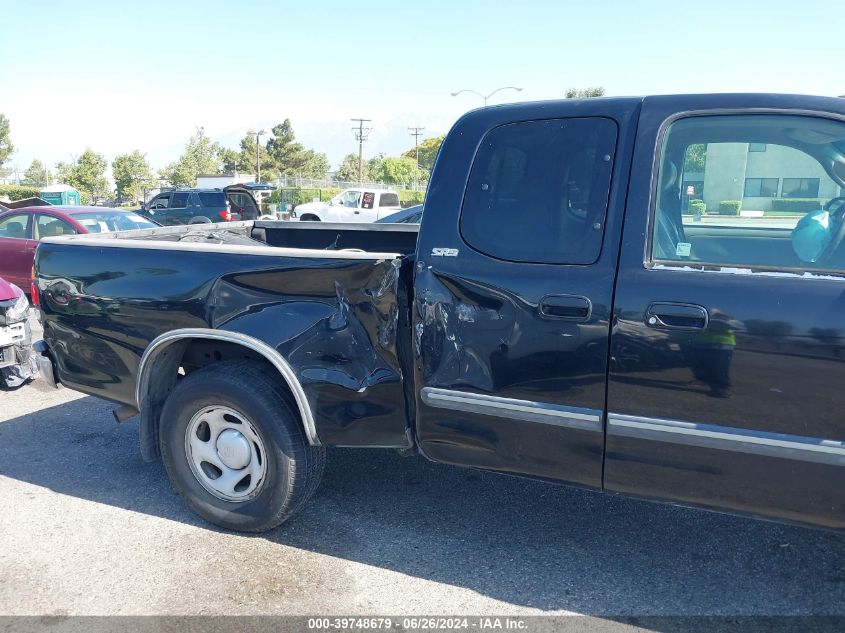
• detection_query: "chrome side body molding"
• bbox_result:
[608,413,845,466]
[420,387,603,433]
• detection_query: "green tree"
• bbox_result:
[264,120,330,179]
[368,155,427,186]
[55,161,73,184]
[57,149,109,203]
[336,153,369,182]
[402,135,444,172]
[218,147,247,174]
[684,144,707,173]
[112,150,155,203]
[565,86,605,99]
[160,130,223,187]
[295,149,330,179]
[23,159,49,186]
[239,132,275,180]
[0,114,13,167]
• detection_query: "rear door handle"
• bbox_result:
[539,294,592,321]
[646,302,709,330]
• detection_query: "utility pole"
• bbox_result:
[408,126,425,170]
[247,129,266,183]
[351,118,371,185]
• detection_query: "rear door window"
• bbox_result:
[170,192,190,209]
[379,192,400,207]
[459,117,617,264]
[35,214,78,238]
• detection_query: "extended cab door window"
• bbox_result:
[608,106,845,529]
[414,115,624,489]
[460,118,616,264]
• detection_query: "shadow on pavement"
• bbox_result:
[0,392,843,615]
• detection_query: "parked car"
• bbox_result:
[34,93,845,533]
[140,186,260,225]
[0,276,36,388]
[0,206,158,290]
[376,204,423,224]
[294,188,401,222]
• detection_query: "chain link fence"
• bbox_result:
[275,175,427,191]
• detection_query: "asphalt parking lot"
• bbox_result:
[0,338,843,616]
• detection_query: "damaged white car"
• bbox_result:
[0,277,37,388]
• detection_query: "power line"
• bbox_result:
[351,118,372,184]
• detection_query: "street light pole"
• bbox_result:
[247,129,266,183]
[450,86,523,107]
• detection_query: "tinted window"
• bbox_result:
[744,178,779,197]
[379,193,399,207]
[198,192,227,206]
[460,117,617,264]
[170,192,190,208]
[0,214,31,239]
[36,214,77,238]
[652,114,845,271]
[782,178,820,198]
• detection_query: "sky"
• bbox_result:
[2,0,844,179]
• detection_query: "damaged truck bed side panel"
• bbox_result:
[35,241,412,447]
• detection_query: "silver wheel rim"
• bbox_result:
[184,405,267,502]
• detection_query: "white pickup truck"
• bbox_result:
[294,189,401,222]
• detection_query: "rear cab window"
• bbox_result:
[651,114,845,273]
[459,117,618,264]
[379,193,399,207]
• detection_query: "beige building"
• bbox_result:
[684,143,844,212]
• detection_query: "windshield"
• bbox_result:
[72,212,158,233]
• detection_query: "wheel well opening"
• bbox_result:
[138,337,303,461]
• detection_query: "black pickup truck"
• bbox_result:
[34,94,845,532]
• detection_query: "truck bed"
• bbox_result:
[36,220,418,451]
[50,219,419,256]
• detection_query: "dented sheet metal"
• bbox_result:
[209,256,413,446]
[36,233,413,447]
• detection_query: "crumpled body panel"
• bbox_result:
[36,240,413,447]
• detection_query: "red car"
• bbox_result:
[0,206,158,289]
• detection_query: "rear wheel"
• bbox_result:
[159,359,325,532]
[299,214,320,221]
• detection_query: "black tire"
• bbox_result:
[159,359,325,532]
[299,214,320,221]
